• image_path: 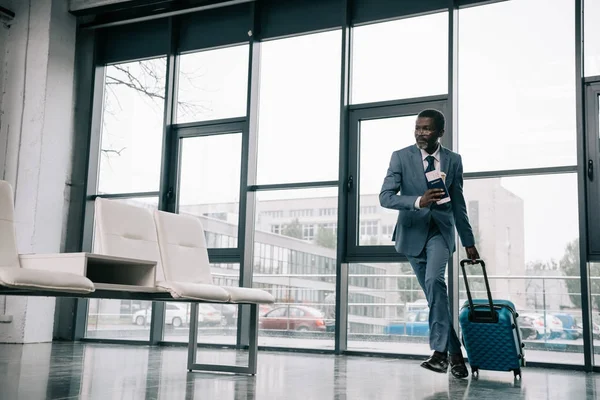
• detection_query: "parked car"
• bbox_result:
[132,303,223,327]
[259,304,273,316]
[133,303,187,327]
[259,305,326,332]
[517,314,538,340]
[553,313,583,340]
[385,309,537,341]
[216,304,238,327]
[215,304,271,328]
[196,304,224,326]
[522,313,564,339]
[384,310,428,336]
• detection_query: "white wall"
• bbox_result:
[0,0,77,343]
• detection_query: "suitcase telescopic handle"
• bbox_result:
[460,259,496,323]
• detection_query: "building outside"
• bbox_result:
[174,177,529,335]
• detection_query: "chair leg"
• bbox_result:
[187,302,259,375]
[247,303,258,375]
[187,302,199,371]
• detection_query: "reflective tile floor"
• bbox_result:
[0,342,598,399]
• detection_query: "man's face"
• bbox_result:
[414,117,444,151]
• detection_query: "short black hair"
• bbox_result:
[417,109,445,132]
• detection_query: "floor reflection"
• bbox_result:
[0,342,597,399]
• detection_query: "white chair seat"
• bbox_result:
[0,267,95,293]
[224,287,275,304]
[156,281,230,302]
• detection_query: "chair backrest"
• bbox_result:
[153,210,213,284]
[93,198,165,281]
[0,180,20,269]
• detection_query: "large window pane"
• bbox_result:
[358,116,419,246]
[176,45,249,123]
[256,31,341,184]
[178,134,242,248]
[254,188,338,349]
[98,58,166,194]
[351,12,448,104]
[347,262,430,356]
[458,174,582,365]
[163,264,239,344]
[458,1,576,172]
[585,0,600,77]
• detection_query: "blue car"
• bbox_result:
[384,310,430,336]
[553,313,582,340]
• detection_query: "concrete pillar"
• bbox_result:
[0,0,77,343]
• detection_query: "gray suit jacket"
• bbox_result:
[379,144,475,257]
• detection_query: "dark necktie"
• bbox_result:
[425,155,436,173]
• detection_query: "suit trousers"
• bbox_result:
[406,221,462,355]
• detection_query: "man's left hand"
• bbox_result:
[465,246,480,262]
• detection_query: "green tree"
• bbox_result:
[558,238,600,310]
[282,218,303,239]
[526,259,557,310]
[315,227,337,249]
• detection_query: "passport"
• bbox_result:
[425,170,451,205]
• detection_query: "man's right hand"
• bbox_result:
[419,188,445,208]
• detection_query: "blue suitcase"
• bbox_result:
[458,259,525,379]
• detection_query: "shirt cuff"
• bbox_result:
[414,196,421,210]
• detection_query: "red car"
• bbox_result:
[259,305,326,332]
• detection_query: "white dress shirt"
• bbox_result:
[414,144,441,209]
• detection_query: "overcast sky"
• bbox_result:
[97,0,583,265]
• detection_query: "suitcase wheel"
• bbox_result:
[513,368,522,379]
[471,367,479,379]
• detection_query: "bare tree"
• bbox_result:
[101,58,213,159]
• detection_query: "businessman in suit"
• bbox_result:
[379,109,479,379]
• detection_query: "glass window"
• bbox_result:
[178,134,242,248]
[163,264,239,344]
[458,174,582,365]
[254,187,337,349]
[351,12,448,104]
[358,115,418,246]
[347,262,430,355]
[176,45,249,123]
[86,299,153,340]
[256,30,342,184]
[458,0,576,172]
[585,0,600,77]
[98,58,167,194]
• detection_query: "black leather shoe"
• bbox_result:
[449,357,469,379]
[420,354,448,373]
